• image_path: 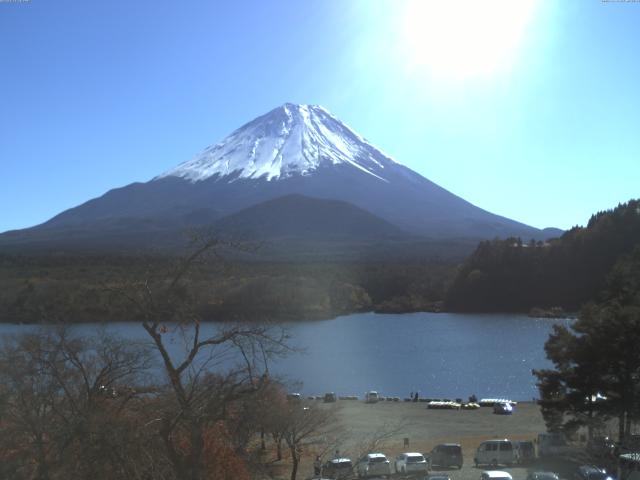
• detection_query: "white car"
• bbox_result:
[356,453,391,478]
[481,471,514,480]
[394,452,429,475]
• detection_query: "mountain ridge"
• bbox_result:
[0,103,560,254]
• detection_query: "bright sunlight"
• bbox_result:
[400,0,538,80]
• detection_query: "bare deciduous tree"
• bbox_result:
[278,402,337,480]
[112,237,293,480]
[0,328,157,480]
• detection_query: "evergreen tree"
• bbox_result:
[534,246,640,441]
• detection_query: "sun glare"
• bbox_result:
[400,0,538,80]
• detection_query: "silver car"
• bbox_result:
[356,453,391,478]
[527,472,560,480]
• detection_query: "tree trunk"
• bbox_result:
[161,418,190,480]
[189,423,204,480]
[35,435,50,480]
[273,434,282,461]
[290,448,299,480]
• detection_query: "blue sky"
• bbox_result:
[1,0,638,233]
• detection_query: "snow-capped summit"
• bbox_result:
[157,103,398,183]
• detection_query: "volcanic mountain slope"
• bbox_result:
[213,194,406,241]
[0,103,556,254]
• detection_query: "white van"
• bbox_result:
[365,391,379,403]
[474,440,520,467]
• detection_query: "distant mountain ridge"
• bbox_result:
[0,103,559,255]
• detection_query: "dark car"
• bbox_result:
[587,437,616,459]
[429,443,463,469]
[324,392,337,403]
[323,458,353,479]
[518,441,536,463]
[574,465,614,480]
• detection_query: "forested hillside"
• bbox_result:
[445,199,640,312]
[0,254,455,323]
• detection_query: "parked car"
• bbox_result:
[395,452,429,475]
[323,458,353,479]
[356,453,391,478]
[429,443,463,469]
[365,391,380,404]
[620,434,640,454]
[537,432,572,457]
[481,471,513,480]
[574,465,614,480]
[324,392,337,403]
[474,440,520,467]
[424,475,451,480]
[517,441,536,463]
[493,403,514,415]
[587,436,616,459]
[527,472,560,480]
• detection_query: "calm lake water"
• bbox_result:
[0,312,571,401]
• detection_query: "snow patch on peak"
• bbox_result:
[156,103,401,183]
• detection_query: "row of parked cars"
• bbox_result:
[317,439,541,479]
[319,443,465,478]
[323,451,617,480]
[319,445,463,479]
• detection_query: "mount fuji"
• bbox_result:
[0,103,558,255]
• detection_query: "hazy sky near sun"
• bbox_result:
[1,0,639,233]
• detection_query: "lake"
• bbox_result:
[0,312,571,401]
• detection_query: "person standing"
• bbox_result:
[314,456,321,476]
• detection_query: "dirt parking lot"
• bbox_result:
[297,400,580,480]
[331,400,544,453]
